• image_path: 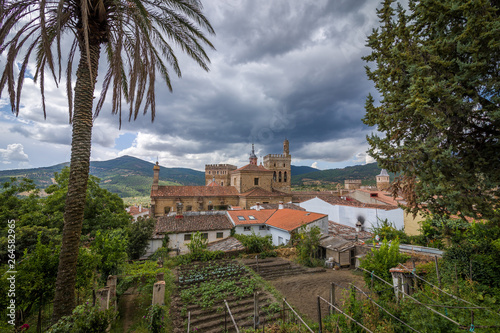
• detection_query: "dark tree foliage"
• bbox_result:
[363,0,500,223]
[127,216,155,260]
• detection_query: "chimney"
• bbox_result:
[278,201,284,210]
[152,161,160,191]
[256,202,261,211]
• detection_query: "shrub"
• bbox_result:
[48,303,113,333]
[234,231,273,253]
[295,226,322,267]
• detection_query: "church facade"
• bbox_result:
[150,140,293,217]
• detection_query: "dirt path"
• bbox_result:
[269,269,366,322]
[120,287,139,332]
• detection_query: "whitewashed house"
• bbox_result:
[227,207,328,246]
[297,197,404,231]
[147,211,233,255]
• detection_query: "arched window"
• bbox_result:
[279,171,282,182]
[284,171,287,182]
[273,171,277,181]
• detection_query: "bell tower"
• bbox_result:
[263,139,292,193]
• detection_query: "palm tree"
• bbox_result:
[0,0,215,322]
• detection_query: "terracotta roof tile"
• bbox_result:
[259,203,305,211]
[328,221,373,240]
[228,209,276,225]
[128,206,149,216]
[153,214,233,237]
[266,209,327,231]
[354,189,403,206]
[152,186,239,197]
[233,163,273,172]
[317,196,399,210]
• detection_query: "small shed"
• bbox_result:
[319,236,357,268]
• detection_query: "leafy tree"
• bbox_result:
[360,237,410,292]
[233,231,273,253]
[187,231,208,259]
[44,167,131,235]
[363,0,500,223]
[91,229,128,282]
[0,0,215,321]
[127,216,155,260]
[295,226,322,267]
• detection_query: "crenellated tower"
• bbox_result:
[205,164,237,186]
[263,139,291,192]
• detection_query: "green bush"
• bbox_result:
[48,303,113,333]
[360,238,410,292]
[234,231,273,253]
[295,226,322,267]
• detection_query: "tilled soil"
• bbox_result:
[269,268,366,322]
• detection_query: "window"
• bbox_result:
[278,236,283,245]
[254,177,259,186]
[248,215,256,220]
[259,225,267,230]
[243,226,251,231]
[237,216,246,221]
[164,206,171,214]
[201,233,208,239]
[216,232,223,239]
[273,171,277,181]
[208,205,213,210]
[184,234,191,241]
[186,205,192,211]
[279,171,282,182]
[198,203,203,210]
[284,171,287,182]
[221,181,223,186]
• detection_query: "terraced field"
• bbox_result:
[241,257,325,280]
[170,260,282,333]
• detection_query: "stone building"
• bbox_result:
[376,169,390,190]
[150,140,293,217]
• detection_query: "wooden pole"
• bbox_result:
[187,311,190,333]
[470,259,473,281]
[254,292,260,329]
[317,296,322,333]
[224,305,227,332]
[434,256,441,288]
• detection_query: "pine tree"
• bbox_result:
[363,0,500,223]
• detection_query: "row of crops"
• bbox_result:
[178,261,247,285]
[174,259,282,331]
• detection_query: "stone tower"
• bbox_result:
[263,139,292,193]
[376,169,390,191]
[205,164,237,186]
[249,143,258,165]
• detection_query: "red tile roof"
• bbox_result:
[152,186,239,197]
[233,163,273,172]
[259,203,305,211]
[128,206,149,216]
[354,189,403,206]
[317,197,399,211]
[266,209,327,231]
[206,181,220,187]
[153,214,233,238]
[228,209,276,225]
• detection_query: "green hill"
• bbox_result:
[292,163,392,186]
[0,155,205,198]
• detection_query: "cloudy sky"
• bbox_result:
[0,0,382,171]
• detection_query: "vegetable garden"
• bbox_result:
[171,259,282,332]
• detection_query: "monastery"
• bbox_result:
[150,140,293,217]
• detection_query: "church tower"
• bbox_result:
[376,169,390,191]
[249,143,258,165]
[263,139,292,193]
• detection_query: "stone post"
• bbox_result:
[152,281,166,305]
[107,275,118,310]
[96,287,110,311]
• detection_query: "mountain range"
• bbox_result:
[0,155,383,198]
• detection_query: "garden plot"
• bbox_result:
[171,260,281,333]
[241,257,325,280]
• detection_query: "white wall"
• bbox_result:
[268,227,291,246]
[234,225,270,237]
[298,198,404,231]
[146,229,231,255]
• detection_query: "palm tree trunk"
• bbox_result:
[52,41,100,323]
